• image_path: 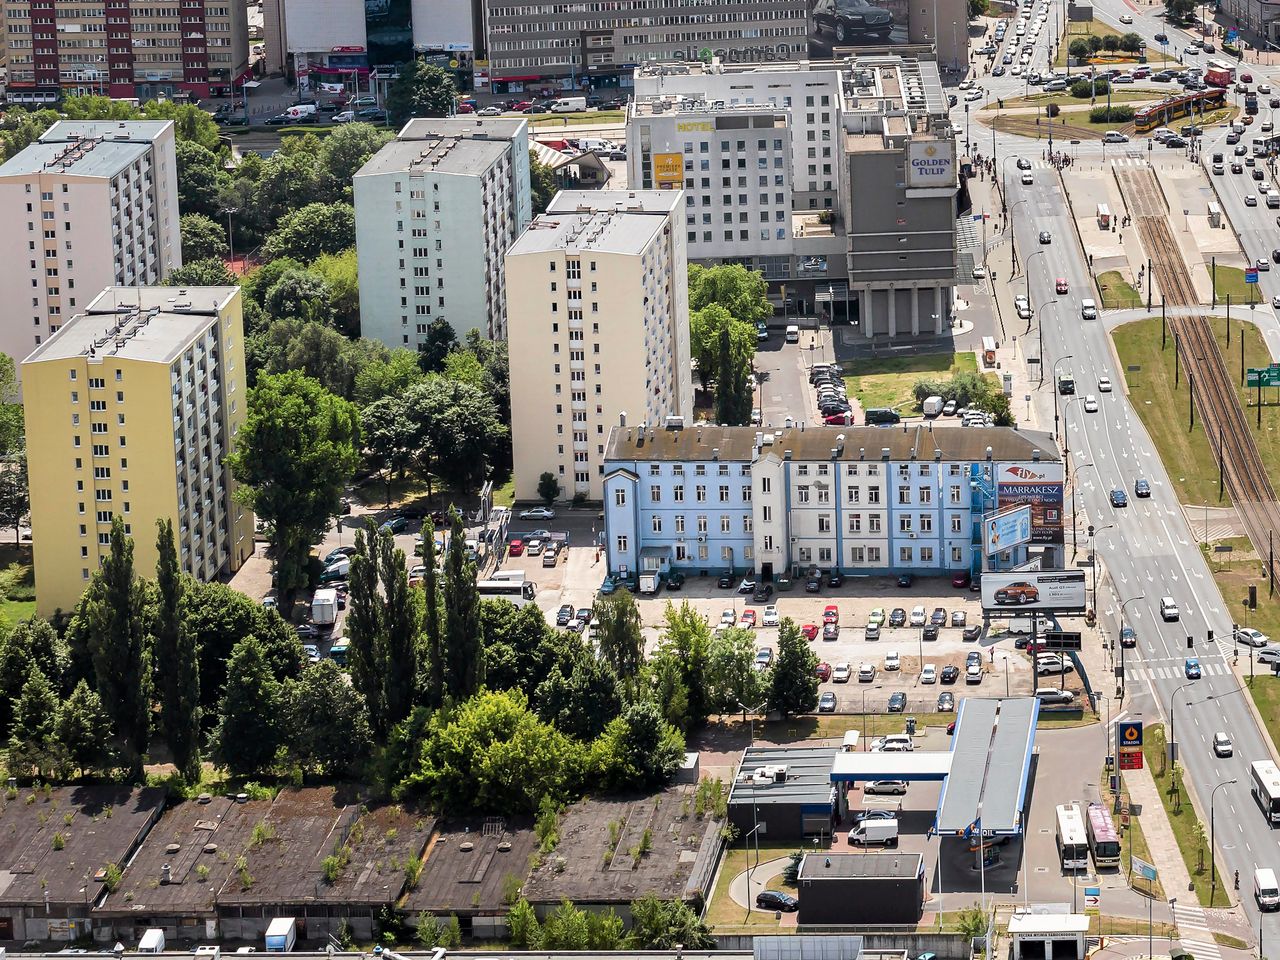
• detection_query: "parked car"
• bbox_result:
[763,604,781,627]
[864,780,907,795]
[556,604,575,626]
[887,692,907,712]
[818,692,837,713]
[941,665,960,684]
[801,623,820,640]
[823,604,840,624]
[520,506,556,520]
[963,625,982,642]
[379,516,407,534]
[937,691,956,711]
[833,662,852,682]
[756,890,798,912]
[754,647,773,670]
[889,607,907,627]
[816,661,833,681]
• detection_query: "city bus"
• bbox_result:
[1085,802,1121,868]
[1251,760,1280,825]
[476,578,538,606]
[1055,803,1090,870]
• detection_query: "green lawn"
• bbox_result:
[843,352,979,414]
[0,543,34,628]
[1112,317,1228,506]
[1208,264,1264,305]
[1056,20,1175,66]
[982,89,1166,111]
[1141,725,1230,907]
[705,842,800,929]
[1097,270,1143,309]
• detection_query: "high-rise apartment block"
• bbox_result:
[0,120,182,368]
[23,285,253,616]
[354,117,531,347]
[507,190,693,502]
[0,0,248,103]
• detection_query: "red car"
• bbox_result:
[512,100,533,111]
[1243,73,1254,83]
[509,539,524,556]
[951,570,970,588]
[1055,277,1068,294]
[740,609,757,629]
[801,623,819,640]
[824,412,854,425]
[823,604,840,624]
[816,661,832,681]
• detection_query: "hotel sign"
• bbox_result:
[906,140,956,188]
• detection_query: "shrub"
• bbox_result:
[1069,38,1090,58]
[1089,105,1135,123]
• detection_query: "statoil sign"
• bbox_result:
[907,140,956,188]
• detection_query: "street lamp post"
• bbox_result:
[1062,395,1085,479]
[1168,680,1196,772]
[1008,197,1029,267]
[1071,461,1094,558]
[1036,298,1060,365]
[1052,355,1074,441]
[1026,249,1047,307]
[1210,778,1237,901]
[220,205,238,273]
[1118,594,1146,691]
[1090,523,1114,612]
[1003,655,1010,696]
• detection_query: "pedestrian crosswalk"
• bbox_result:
[1172,900,1223,960]
[1023,156,1152,170]
[1128,659,1234,681]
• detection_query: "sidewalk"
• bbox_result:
[1121,760,1195,900]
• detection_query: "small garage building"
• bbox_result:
[795,853,924,925]
[1007,912,1090,960]
[728,746,842,843]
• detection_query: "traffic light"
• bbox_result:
[1187,635,1194,649]
[1088,525,1095,538]
[1208,629,1214,644]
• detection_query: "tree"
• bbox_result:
[80,517,151,779]
[534,646,622,741]
[1087,34,1104,53]
[1119,32,1144,53]
[441,510,484,700]
[8,667,61,779]
[165,259,239,287]
[418,530,444,708]
[537,471,561,505]
[767,618,819,718]
[346,524,385,726]
[655,602,711,727]
[263,202,356,263]
[140,100,222,151]
[1068,38,1090,58]
[243,257,305,309]
[1102,34,1120,52]
[688,262,772,326]
[248,319,379,396]
[209,636,284,775]
[481,600,565,697]
[1192,819,1207,873]
[310,248,361,336]
[0,446,30,543]
[1164,0,1196,20]
[175,140,222,220]
[418,317,457,373]
[264,270,333,324]
[55,679,113,777]
[590,699,685,791]
[154,520,201,781]
[540,899,589,950]
[956,905,987,939]
[626,895,715,949]
[180,213,229,263]
[529,154,558,215]
[228,371,361,603]
[706,627,767,716]
[362,396,422,506]
[386,60,457,126]
[0,617,65,738]
[507,898,542,949]
[284,660,373,777]
[353,349,425,407]
[689,302,757,393]
[316,124,393,200]
[594,591,645,687]
[968,0,988,15]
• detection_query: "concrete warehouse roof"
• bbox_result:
[729,746,838,809]
[605,423,1061,465]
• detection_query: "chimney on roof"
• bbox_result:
[934,449,941,461]
[712,447,719,461]
[881,447,890,461]
[619,411,627,427]
[784,449,792,460]
[859,447,865,460]
[986,446,993,461]
[161,864,172,885]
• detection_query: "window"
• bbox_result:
[818,515,831,533]
[741,484,752,502]
[921,515,933,533]
[899,515,912,533]
[899,546,912,563]
[614,488,626,506]
[674,515,685,534]
[720,515,731,533]
[951,546,964,563]
[950,485,963,504]
[897,486,911,505]
[796,486,809,504]
[920,547,934,563]
[719,484,730,502]
[818,547,832,563]
[616,535,628,552]
[817,487,830,504]
[868,487,881,505]
[763,535,774,551]
[650,484,662,502]
[695,485,707,503]
[651,516,663,534]
[761,476,771,494]
[847,487,860,504]
[761,505,772,523]
[951,515,964,533]
[849,514,862,533]
[869,515,882,533]
[798,547,812,562]
[673,484,684,502]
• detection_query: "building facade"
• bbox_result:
[507,190,693,502]
[0,0,248,103]
[0,120,181,371]
[354,117,531,347]
[841,56,958,337]
[23,285,253,616]
[602,423,1061,579]
[482,0,810,94]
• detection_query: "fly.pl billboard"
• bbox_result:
[997,462,1064,545]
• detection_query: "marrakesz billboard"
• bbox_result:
[996,462,1064,545]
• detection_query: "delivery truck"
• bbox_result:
[922,396,944,417]
[139,929,166,953]
[310,588,338,627]
[265,917,297,952]
[847,818,899,847]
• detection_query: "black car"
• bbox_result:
[264,114,291,125]
[963,625,982,642]
[1110,488,1129,508]
[923,625,939,642]
[523,104,550,114]
[941,665,960,684]
[888,692,907,712]
[948,94,958,106]
[889,607,907,627]
[812,0,894,43]
[216,114,250,126]
[717,572,734,589]
[937,691,956,711]
[666,571,686,590]
[556,603,575,626]
[805,575,823,593]
[1154,32,1168,43]
[753,583,774,603]
[930,607,947,626]
[851,808,894,826]
[756,890,799,912]
[897,573,913,588]
[828,570,844,588]
[1135,478,1151,497]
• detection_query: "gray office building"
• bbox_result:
[841,55,958,338]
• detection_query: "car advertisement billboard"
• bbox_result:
[996,462,1065,545]
[981,571,1087,612]
[809,0,909,57]
[983,505,1032,556]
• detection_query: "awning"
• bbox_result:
[639,546,671,559]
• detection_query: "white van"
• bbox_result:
[785,324,800,343]
[139,930,166,954]
[579,137,613,153]
[848,817,899,846]
[1256,867,1280,910]
[1080,299,1097,320]
[1160,596,1180,621]
[551,96,587,113]
[285,103,317,119]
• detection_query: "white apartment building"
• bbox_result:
[507,190,693,502]
[22,285,253,616]
[0,120,181,372]
[354,117,532,347]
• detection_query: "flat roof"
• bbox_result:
[729,746,838,809]
[0,785,165,907]
[798,852,922,880]
[23,286,239,367]
[935,697,1040,835]
[547,189,682,216]
[829,751,953,781]
[398,117,527,142]
[523,786,720,905]
[96,795,272,917]
[357,134,510,178]
[508,208,666,257]
[605,424,1061,466]
[0,120,169,180]
[401,817,538,915]
[756,935,865,960]
[1007,913,1091,934]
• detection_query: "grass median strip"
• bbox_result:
[1101,764,1165,900]
[1208,265,1263,305]
[1097,271,1143,309]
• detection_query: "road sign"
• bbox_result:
[1246,269,1260,283]
[1084,886,1101,910]
[1042,630,1082,651]
[1132,856,1158,882]
[1247,366,1280,387]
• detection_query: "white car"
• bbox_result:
[909,605,927,626]
[1262,83,1274,94]
[1273,295,1280,309]
[921,664,937,684]
[966,663,984,683]
[1103,131,1129,143]
[1084,394,1099,413]
[762,604,780,627]
[1098,376,1112,392]
[520,506,556,520]
[972,265,987,279]
[857,662,877,682]
[719,609,736,627]
[1011,64,1023,76]
[333,110,356,123]
[1119,12,1133,22]
[477,105,504,116]
[965,89,983,101]
[1021,172,1034,185]
[833,662,852,683]
[1237,627,1271,647]
[1246,194,1259,206]
[885,650,901,671]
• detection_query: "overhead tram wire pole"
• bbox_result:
[1118,594,1146,692]
[1036,298,1060,367]
[1052,355,1074,440]
[1168,680,1196,773]
[1090,523,1115,613]
[1210,778,1237,903]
